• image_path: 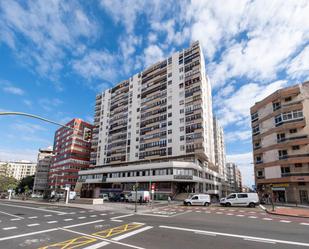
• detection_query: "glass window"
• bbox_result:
[227,194,236,199]
[237,194,248,198]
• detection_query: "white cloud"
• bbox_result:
[143,45,165,67]
[39,98,63,112]
[227,152,254,187]
[3,86,24,95]
[23,100,32,107]
[72,50,117,85]
[287,46,309,80]
[216,80,287,127]
[0,1,97,81]
[225,130,252,143]
[12,122,47,134]
[0,148,37,162]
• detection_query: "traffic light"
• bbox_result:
[83,128,92,141]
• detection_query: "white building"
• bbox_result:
[0,161,37,180]
[78,41,223,199]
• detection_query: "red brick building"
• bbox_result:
[48,118,93,191]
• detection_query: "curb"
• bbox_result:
[259,205,309,219]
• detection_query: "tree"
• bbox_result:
[0,176,18,192]
[16,175,35,194]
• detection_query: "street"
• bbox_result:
[0,200,308,249]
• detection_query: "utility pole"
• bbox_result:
[134,182,138,213]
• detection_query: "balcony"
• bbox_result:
[277,135,308,143]
[281,172,309,177]
[279,155,288,160]
[255,160,263,164]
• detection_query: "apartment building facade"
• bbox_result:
[33,147,53,193]
[48,118,93,191]
[78,42,223,199]
[251,81,309,203]
[0,161,37,180]
[226,162,242,193]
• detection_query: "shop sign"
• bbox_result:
[272,183,289,188]
[173,175,193,180]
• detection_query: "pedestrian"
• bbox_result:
[168,196,171,206]
[139,195,142,205]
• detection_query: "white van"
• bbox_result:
[127,191,150,203]
[220,193,259,207]
[184,194,211,206]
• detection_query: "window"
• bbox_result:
[180,118,184,123]
[255,156,262,164]
[179,83,184,88]
[168,80,172,85]
[252,125,260,135]
[275,114,282,125]
[168,73,172,77]
[180,127,184,132]
[285,96,292,102]
[292,145,300,150]
[273,102,281,111]
[192,196,198,200]
[295,163,302,168]
[168,105,172,109]
[168,139,172,143]
[179,100,184,105]
[168,113,172,117]
[168,121,172,126]
[180,109,184,114]
[290,129,297,133]
[180,145,185,151]
[277,133,285,142]
[227,194,236,199]
[251,112,258,122]
[168,147,172,155]
[168,130,172,134]
[278,150,288,159]
[179,67,183,72]
[281,167,290,174]
[237,194,248,198]
[180,136,184,141]
[168,57,172,64]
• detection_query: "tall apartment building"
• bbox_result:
[48,118,93,191]
[251,81,309,203]
[33,147,53,193]
[226,162,242,192]
[0,161,37,180]
[78,41,223,199]
[213,117,227,177]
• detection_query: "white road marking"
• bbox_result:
[216,212,223,214]
[263,218,273,221]
[300,223,309,226]
[236,214,244,217]
[83,241,110,249]
[111,220,123,222]
[3,227,17,230]
[90,215,97,218]
[0,203,66,214]
[10,218,22,221]
[249,211,256,214]
[0,228,58,241]
[63,219,104,229]
[28,216,38,219]
[195,231,217,237]
[44,215,52,217]
[160,225,309,247]
[100,214,107,216]
[111,214,134,220]
[47,221,58,224]
[78,217,86,219]
[112,226,153,241]
[79,211,86,213]
[137,213,169,218]
[280,220,291,223]
[0,210,24,219]
[27,223,40,227]
[196,211,201,213]
[205,211,211,214]
[248,216,257,219]
[69,212,76,214]
[57,213,66,216]
[64,218,73,221]
[59,227,145,249]
[244,238,276,244]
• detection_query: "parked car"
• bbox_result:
[183,194,211,206]
[220,193,259,207]
[127,191,150,203]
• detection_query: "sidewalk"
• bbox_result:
[265,205,309,218]
[2,198,167,214]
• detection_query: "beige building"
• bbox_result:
[226,162,242,193]
[78,41,224,199]
[0,161,37,180]
[251,81,309,204]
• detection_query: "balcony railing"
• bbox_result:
[281,172,309,177]
[255,160,263,164]
[277,135,308,143]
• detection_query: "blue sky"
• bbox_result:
[0,0,309,187]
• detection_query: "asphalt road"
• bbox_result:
[0,200,308,249]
